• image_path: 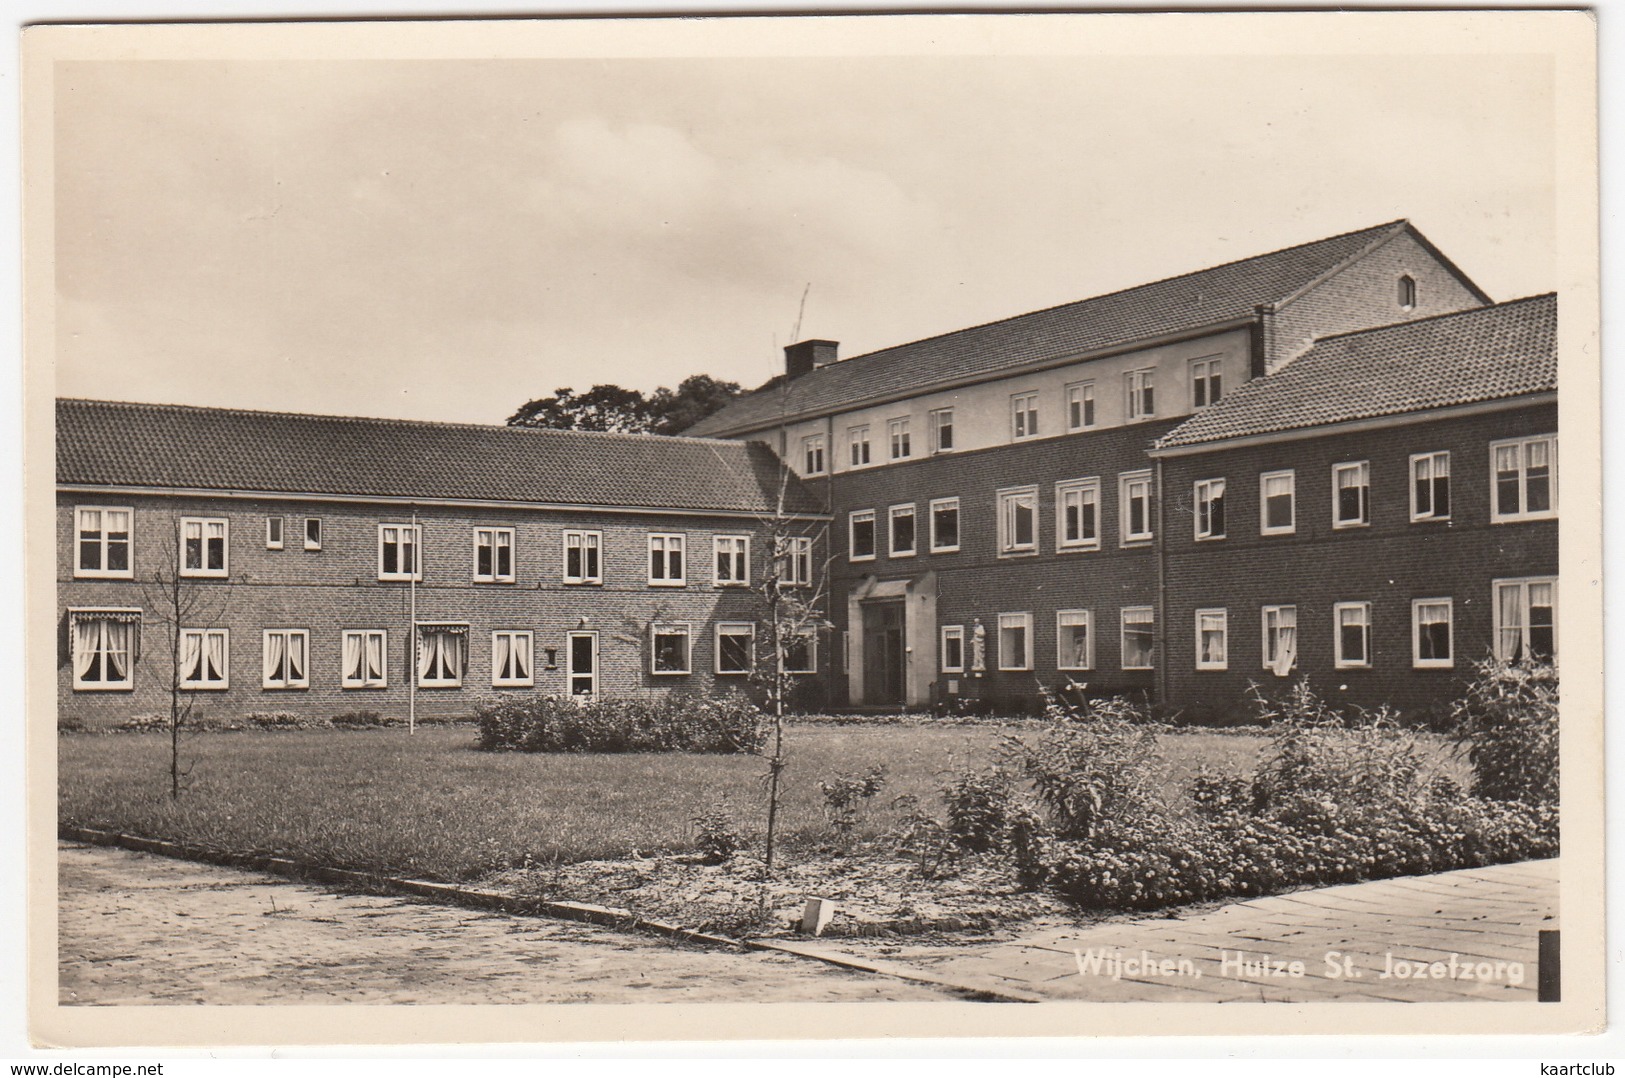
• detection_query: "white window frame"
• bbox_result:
[1066,381,1096,431]
[997,485,1039,556]
[414,623,468,688]
[715,622,756,676]
[1056,477,1101,552]
[69,609,140,691]
[1410,451,1452,522]
[377,523,422,581]
[887,417,912,460]
[1490,434,1558,523]
[1056,609,1094,671]
[266,516,285,550]
[929,497,961,553]
[849,510,877,562]
[1126,368,1156,421]
[940,624,966,673]
[1195,608,1228,671]
[1259,470,1296,536]
[648,533,686,586]
[848,425,872,468]
[802,434,827,476]
[1411,598,1455,669]
[713,534,751,587]
[1120,607,1154,671]
[1493,577,1558,664]
[1193,478,1226,541]
[781,628,818,675]
[1332,461,1371,529]
[1120,471,1154,545]
[341,629,388,689]
[1333,602,1372,670]
[562,529,603,585]
[491,630,535,688]
[304,517,322,551]
[929,407,955,453]
[262,628,310,690]
[779,534,814,587]
[650,622,693,675]
[472,526,516,584]
[1190,357,1223,409]
[1261,605,1298,671]
[74,506,135,580]
[1011,392,1039,440]
[997,611,1033,672]
[179,516,230,579]
[888,504,917,558]
[179,627,230,690]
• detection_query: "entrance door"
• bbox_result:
[861,602,905,706]
[567,632,598,698]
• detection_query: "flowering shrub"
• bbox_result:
[1451,660,1558,805]
[819,765,889,833]
[943,768,1017,852]
[474,693,764,754]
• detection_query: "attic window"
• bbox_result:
[1398,274,1418,310]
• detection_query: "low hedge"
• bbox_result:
[474,693,765,754]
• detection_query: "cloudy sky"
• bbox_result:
[50,28,1558,425]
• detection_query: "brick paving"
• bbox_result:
[842,859,1559,1002]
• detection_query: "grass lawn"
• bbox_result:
[59,722,1271,884]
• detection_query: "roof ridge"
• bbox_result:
[1309,292,1556,345]
[56,397,746,449]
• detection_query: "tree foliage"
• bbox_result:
[507,374,742,435]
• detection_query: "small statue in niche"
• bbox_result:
[970,617,987,676]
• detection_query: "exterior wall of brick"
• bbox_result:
[1157,401,1558,721]
[58,493,824,728]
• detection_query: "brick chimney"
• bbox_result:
[784,339,839,380]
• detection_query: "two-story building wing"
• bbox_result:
[1151,294,1557,720]
[687,219,1493,712]
[57,399,827,728]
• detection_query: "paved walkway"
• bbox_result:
[838,860,1559,1002]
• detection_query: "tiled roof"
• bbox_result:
[1154,294,1557,450]
[57,398,826,516]
[688,220,1466,437]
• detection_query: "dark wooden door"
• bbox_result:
[861,602,905,705]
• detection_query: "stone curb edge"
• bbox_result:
[58,824,1040,1004]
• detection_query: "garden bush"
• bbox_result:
[246,710,309,730]
[1451,660,1559,805]
[474,693,764,754]
[331,710,391,728]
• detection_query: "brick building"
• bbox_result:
[56,400,826,728]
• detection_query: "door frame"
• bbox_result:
[566,630,598,698]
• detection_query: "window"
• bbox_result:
[1261,605,1298,675]
[266,516,285,550]
[782,629,817,674]
[415,624,468,687]
[716,622,755,675]
[563,530,602,584]
[1195,609,1228,670]
[1057,610,1093,671]
[848,425,872,468]
[1056,478,1101,551]
[177,628,230,689]
[648,533,686,585]
[998,612,1032,671]
[930,497,960,553]
[1121,607,1154,670]
[262,629,309,689]
[778,535,814,587]
[1494,578,1556,664]
[341,629,388,688]
[1011,392,1039,439]
[1190,358,1222,409]
[1066,382,1096,431]
[1411,451,1451,521]
[378,524,421,580]
[997,486,1038,555]
[1491,435,1557,522]
[1412,599,1454,668]
[1334,602,1372,669]
[492,630,534,688]
[651,622,692,675]
[886,504,917,557]
[849,510,876,562]
[304,518,322,551]
[1120,471,1153,544]
[802,434,827,476]
[75,507,133,579]
[713,535,750,586]
[888,417,912,460]
[473,527,515,583]
[929,407,955,452]
[940,625,966,673]
[1398,274,1417,310]
[180,517,229,578]
[1333,462,1370,528]
[1260,470,1296,535]
[69,609,139,690]
[1126,369,1156,420]
[1194,478,1226,540]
